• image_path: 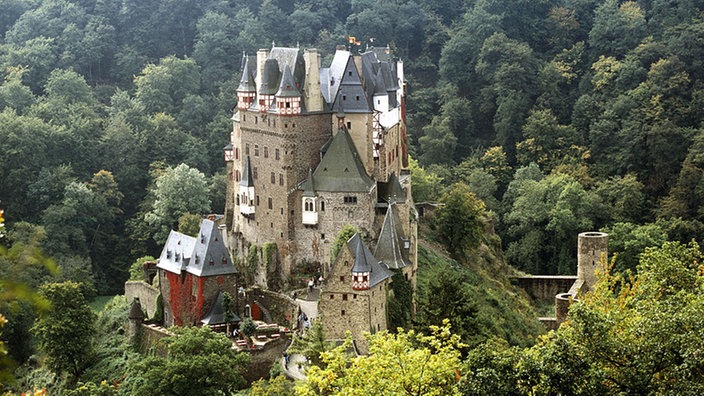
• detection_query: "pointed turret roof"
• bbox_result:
[276,65,301,97]
[201,290,241,325]
[312,129,373,192]
[348,233,392,287]
[237,55,256,92]
[129,298,145,320]
[240,156,254,187]
[377,173,407,204]
[374,204,410,270]
[300,168,315,197]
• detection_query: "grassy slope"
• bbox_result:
[416,224,545,347]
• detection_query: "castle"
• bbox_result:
[222,43,418,348]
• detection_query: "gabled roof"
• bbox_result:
[156,219,238,277]
[240,156,254,187]
[237,55,256,93]
[348,233,392,287]
[331,57,371,113]
[276,65,301,97]
[312,129,373,192]
[201,290,241,325]
[156,229,196,274]
[321,49,350,103]
[188,219,237,277]
[377,173,407,204]
[374,204,410,270]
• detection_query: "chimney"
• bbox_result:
[303,48,322,112]
[256,48,269,94]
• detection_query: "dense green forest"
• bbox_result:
[2,0,704,393]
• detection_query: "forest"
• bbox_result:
[1,0,704,394]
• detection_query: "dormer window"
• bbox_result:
[209,257,214,266]
[222,257,227,265]
[195,255,199,264]
[166,249,172,259]
[175,253,180,261]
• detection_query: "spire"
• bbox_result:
[237,55,256,93]
[276,65,301,97]
[240,156,254,187]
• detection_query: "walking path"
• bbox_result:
[281,286,320,380]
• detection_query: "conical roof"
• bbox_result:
[240,156,254,188]
[237,55,256,92]
[276,65,301,97]
[201,290,241,325]
[374,204,410,270]
[259,59,281,95]
[347,233,393,287]
[300,168,315,197]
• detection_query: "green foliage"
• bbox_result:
[436,182,486,259]
[239,317,257,338]
[409,157,443,202]
[144,163,211,244]
[33,281,96,378]
[415,245,543,347]
[249,375,293,395]
[387,272,412,330]
[288,320,333,368]
[123,326,249,395]
[330,225,361,264]
[297,321,465,396]
[128,256,155,282]
[64,380,117,396]
[463,241,704,395]
[176,212,201,237]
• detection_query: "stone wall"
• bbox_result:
[139,323,172,357]
[243,288,298,329]
[125,281,160,319]
[510,275,578,302]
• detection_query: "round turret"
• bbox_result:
[577,232,608,293]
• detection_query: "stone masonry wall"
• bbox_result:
[125,281,160,319]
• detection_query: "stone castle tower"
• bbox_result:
[223,44,416,293]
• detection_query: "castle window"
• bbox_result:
[330,294,334,299]
[242,114,246,121]
[281,208,284,214]
[279,174,283,185]
[353,294,357,299]
[347,121,351,129]
[341,309,345,316]
[344,261,349,267]
[253,167,258,179]
[292,123,296,128]
[236,195,240,205]
[343,95,346,101]
[270,222,273,228]
[255,116,258,124]
[320,200,325,211]
[268,197,272,209]
[286,102,290,108]
[275,149,280,160]
[235,148,240,160]
[356,96,359,101]
[343,294,348,301]
[271,172,275,184]
[254,145,259,156]
[256,196,260,206]
[284,123,288,128]
[304,199,314,211]
[348,210,353,219]
[321,233,325,239]
[264,146,268,158]
[344,196,357,204]
[340,276,345,282]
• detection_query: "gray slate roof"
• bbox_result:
[320,50,350,103]
[241,156,254,187]
[377,173,407,204]
[237,55,256,92]
[156,219,238,277]
[201,290,241,325]
[300,168,315,197]
[311,129,373,192]
[276,65,301,97]
[374,204,410,270]
[348,233,392,288]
